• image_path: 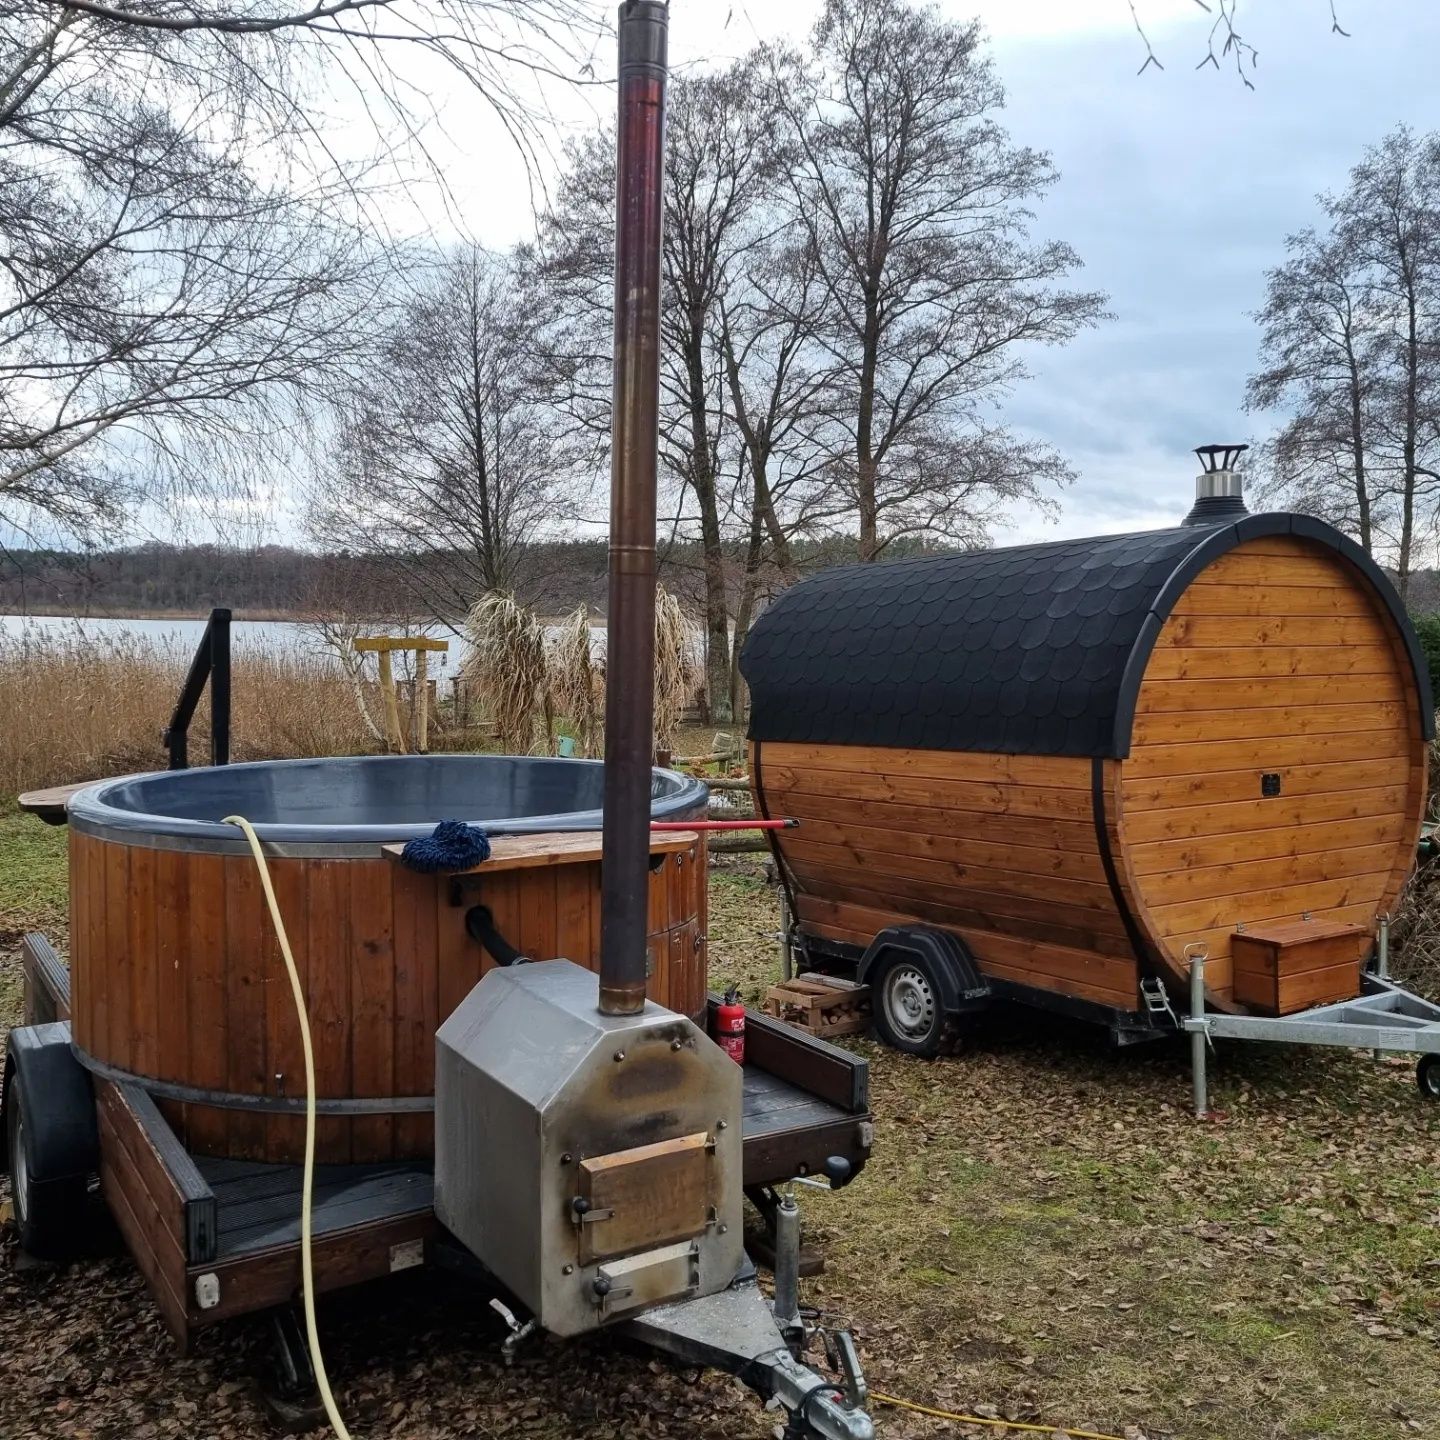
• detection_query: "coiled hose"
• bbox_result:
[225,815,353,1440]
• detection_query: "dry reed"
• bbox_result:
[653,583,700,753]
[461,592,547,753]
[546,604,603,757]
[0,628,380,796]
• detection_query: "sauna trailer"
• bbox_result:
[743,448,1440,1086]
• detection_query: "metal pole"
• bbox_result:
[599,0,668,1016]
[778,886,794,982]
[1189,950,1208,1118]
[209,607,231,766]
[1374,913,1390,1062]
[772,1189,802,1347]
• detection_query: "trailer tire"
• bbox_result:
[862,926,989,1058]
[872,954,961,1057]
[4,1071,89,1260]
[1417,1054,1440,1100]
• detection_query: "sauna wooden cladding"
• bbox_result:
[68,830,707,1164]
[1119,536,1423,1004]
[757,742,1138,1009]
[755,536,1426,1017]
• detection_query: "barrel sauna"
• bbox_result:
[741,501,1433,1042]
[65,755,709,1164]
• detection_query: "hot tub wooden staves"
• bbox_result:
[741,513,1432,1027]
[67,828,708,1165]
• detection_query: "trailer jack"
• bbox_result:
[625,1184,872,1440]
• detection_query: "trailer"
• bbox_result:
[2,10,877,1437]
[742,446,1440,1097]
[5,792,872,1425]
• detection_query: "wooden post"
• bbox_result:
[353,636,449,755]
[377,649,405,754]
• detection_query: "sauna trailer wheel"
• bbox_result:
[874,956,955,1057]
[1418,1054,1440,1100]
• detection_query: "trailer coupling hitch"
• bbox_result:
[624,1283,874,1440]
[756,1330,872,1440]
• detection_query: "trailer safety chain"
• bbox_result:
[225,814,354,1440]
[870,1390,1127,1440]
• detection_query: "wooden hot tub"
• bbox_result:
[65,755,709,1165]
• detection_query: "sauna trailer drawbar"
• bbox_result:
[741,463,1433,1053]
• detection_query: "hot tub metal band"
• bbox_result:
[68,1044,436,1114]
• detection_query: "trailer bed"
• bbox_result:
[194,1054,863,1265]
[20,935,871,1348]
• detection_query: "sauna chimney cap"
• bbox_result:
[1183,442,1248,527]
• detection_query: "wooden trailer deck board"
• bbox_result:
[194,1157,434,1258]
[17,779,100,824]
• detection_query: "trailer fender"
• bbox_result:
[857,926,991,1017]
[3,1022,98,1186]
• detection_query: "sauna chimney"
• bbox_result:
[1182,443,1249,526]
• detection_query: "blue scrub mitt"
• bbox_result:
[400,819,492,873]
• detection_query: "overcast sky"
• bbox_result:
[409,0,1440,551]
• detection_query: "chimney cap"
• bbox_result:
[1195,443,1248,473]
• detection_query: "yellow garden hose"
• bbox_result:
[225,815,353,1440]
[871,1391,1127,1440]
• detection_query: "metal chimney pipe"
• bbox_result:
[599,0,668,1016]
[1182,442,1249,526]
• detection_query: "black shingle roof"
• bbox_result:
[740,512,1434,759]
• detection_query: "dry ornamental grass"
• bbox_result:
[461,593,549,754]
[0,628,383,793]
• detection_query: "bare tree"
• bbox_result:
[312,243,581,620]
[769,0,1106,562]
[1247,229,1377,549]
[532,60,777,722]
[717,235,832,588]
[716,234,836,714]
[0,0,600,542]
[1248,127,1440,600]
[1339,129,1440,597]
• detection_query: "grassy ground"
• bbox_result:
[3,816,1440,1439]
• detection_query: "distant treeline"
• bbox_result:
[0,535,932,619]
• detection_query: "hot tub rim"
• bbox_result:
[66,753,710,855]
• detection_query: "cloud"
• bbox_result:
[983,0,1440,545]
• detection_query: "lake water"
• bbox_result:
[0,613,621,676]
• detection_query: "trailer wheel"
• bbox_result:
[4,1072,88,1260]
[874,956,953,1057]
[1417,1054,1440,1100]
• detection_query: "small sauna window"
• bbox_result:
[1260,772,1282,797]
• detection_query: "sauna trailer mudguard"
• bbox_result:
[743,451,1440,1088]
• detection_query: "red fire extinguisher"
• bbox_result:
[715,985,745,1065]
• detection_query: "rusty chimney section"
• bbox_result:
[599,0,668,1015]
